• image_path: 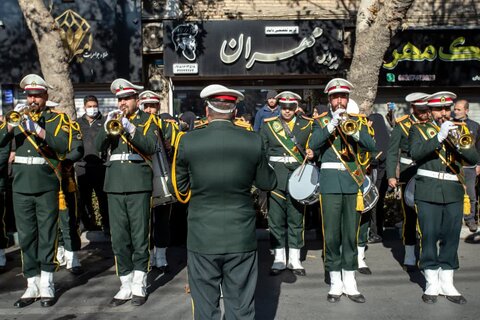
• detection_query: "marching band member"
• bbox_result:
[96,79,157,307]
[409,91,478,304]
[260,91,314,276]
[0,74,69,307]
[386,92,431,272]
[310,78,376,303]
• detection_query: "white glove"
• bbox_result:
[437,120,456,143]
[121,117,136,137]
[104,110,122,132]
[14,104,28,113]
[327,108,346,133]
[23,117,42,135]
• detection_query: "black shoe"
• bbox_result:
[367,235,382,244]
[466,221,478,233]
[358,267,372,275]
[347,294,366,303]
[422,294,437,304]
[403,264,417,273]
[270,268,285,276]
[446,295,467,304]
[327,294,341,303]
[109,298,129,307]
[68,266,84,275]
[40,297,56,307]
[290,268,306,276]
[131,295,147,306]
[14,298,37,308]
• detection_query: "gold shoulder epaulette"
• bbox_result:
[317,112,328,118]
[264,116,279,122]
[165,119,177,123]
[395,115,409,123]
[301,114,313,121]
[234,120,253,129]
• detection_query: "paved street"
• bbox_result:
[0,227,479,320]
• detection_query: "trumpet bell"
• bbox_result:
[340,119,358,136]
[106,119,124,135]
[458,134,473,149]
[5,110,22,127]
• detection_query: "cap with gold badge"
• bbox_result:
[426,91,457,108]
[139,90,161,106]
[20,74,52,94]
[200,84,244,114]
[110,78,144,98]
[324,78,353,95]
[405,92,429,109]
[275,91,301,109]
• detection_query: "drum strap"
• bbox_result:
[279,119,307,159]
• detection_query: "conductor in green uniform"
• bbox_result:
[309,78,376,303]
[260,91,314,276]
[409,91,478,305]
[385,92,430,272]
[0,74,69,308]
[170,84,276,320]
[96,79,157,307]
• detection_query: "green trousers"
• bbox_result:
[58,191,81,251]
[320,193,361,271]
[0,192,8,249]
[268,189,305,249]
[13,191,59,277]
[416,200,462,270]
[108,192,151,276]
[188,250,257,320]
[357,210,369,247]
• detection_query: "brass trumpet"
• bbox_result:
[106,111,125,135]
[5,104,35,127]
[339,113,358,136]
[448,123,473,149]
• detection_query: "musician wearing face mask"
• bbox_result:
[96,79,157,307]
[260,91,314,277]
[309,78,376,304]
[76,95,109,233]
[386,92,431,273]
[409,92,478,305]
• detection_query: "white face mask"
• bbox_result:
[85,107,98,117]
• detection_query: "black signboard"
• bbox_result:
[379,29,480,87]
[0,0,142,84]
[163,20,344,77]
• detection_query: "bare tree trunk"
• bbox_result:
[348,0,415,114]
[18,0,76,119]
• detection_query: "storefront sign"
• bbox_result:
[0,0,142,84]
[164,20,344,77]
[379,29,480,87]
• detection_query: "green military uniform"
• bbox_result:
[96,110,157,276]
[310,112,376,272]
[57,120,84,271]
[172,119,276,320]
[386,114,419,247]
[409,121,478,270]
[260,115,312,250]
[0,108,69,278]
[149,115,178,270]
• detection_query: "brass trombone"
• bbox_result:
[339,113,358,136]
[106,111,125,135]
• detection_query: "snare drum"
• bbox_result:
[288,163,320,205]
[404,178,415,208]
[361,176,379,213]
